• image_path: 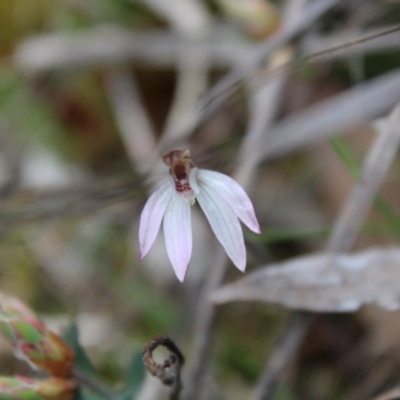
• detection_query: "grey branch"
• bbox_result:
[257,69,400,162]
[13,26,253,74]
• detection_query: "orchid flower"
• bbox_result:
[139,150,261,282]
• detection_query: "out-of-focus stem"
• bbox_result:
[185,47,289,400]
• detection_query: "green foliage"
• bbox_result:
[12,321,42,344]
[329,47,400,86]
[73,387,104,400]
[273,386,298,400]
[64,323,96,376]
[220,338,262,383]
[118,352,146,400]
[88,0,163,28]
[0,66,73,158]
[64,323,145,400]
[374,196,400,239]
[112,278,179,337]
[327,137,360,178]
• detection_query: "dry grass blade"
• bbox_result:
[256,69,400,162]
[212,247,400,311]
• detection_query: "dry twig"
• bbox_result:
[0,179,140,234]
[302,22,400,63]
[301,27,400,59]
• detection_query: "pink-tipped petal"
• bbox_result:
[139,180,173,259]
[163,194,192,282]
[197,170,261,233]
[196,184,246,272]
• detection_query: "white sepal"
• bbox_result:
[163,193,193,282]
[139,180,173,259]
[196,184,246,272]
[198,169,261,233]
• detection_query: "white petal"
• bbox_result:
[139,180,173,259]
[197,170,261,233]
[196,184,246,272]
[163,194,192,282]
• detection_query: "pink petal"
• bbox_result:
[196,184,246,272]
[163,194,192,282]
[138,180,173,259]
[197,170,261,233]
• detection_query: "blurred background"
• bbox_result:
[1,0,400,399]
